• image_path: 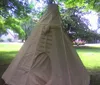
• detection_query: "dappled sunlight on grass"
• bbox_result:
[75,45,100,70]
[0,43,23,65]
[0,43,23,51]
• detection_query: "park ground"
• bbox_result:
[0,43,100,85]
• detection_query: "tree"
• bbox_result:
[0,0,32,18]
[0,15,6,36]
[0,0,100,40]
[0,0,33,38]
[60,6,100,42]
[5,16,25,38]
[57,0,100,12]
[21,16,37,40]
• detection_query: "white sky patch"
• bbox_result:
[83,12,98,30]
[28,0,46,11]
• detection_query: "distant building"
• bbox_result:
[0,29,18,42]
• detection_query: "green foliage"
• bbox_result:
[0,16,5,30]
[0,0,32,38]
[56,0,100,12]
[61,7,100,42]
[0,15,6,36]
[64,0,84,8]
[83,0,100,12]
[5,16,25,38]
[21,16,37,40]
[63,0,100,12]
[0,0,32,18]
[29,3,35,9]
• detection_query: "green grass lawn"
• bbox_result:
[75,46,100,70]
[0,43,100,71]
[0,43,23,65]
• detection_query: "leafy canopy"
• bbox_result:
[57,0,100,12]
[0,0,100,39]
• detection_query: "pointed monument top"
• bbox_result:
[39,4,61,26]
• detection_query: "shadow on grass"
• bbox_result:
[0,51,18,85]
[90,68,100,85]
[0,51,18,65]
